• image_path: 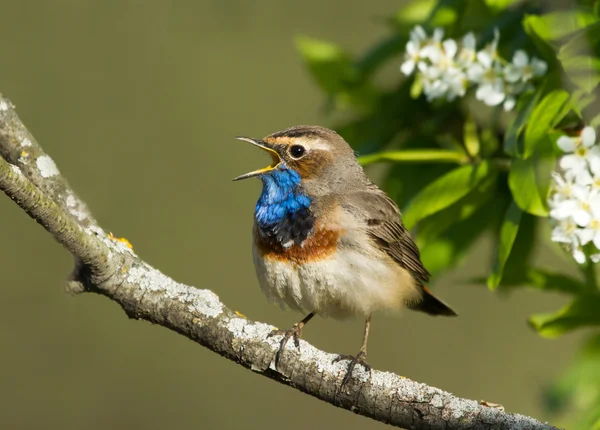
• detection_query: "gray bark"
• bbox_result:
[0,94,558,430]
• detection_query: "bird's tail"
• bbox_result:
[410,286,457,317]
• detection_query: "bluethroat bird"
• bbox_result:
[234,125,457,385]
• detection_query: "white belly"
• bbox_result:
[252,244,418,319]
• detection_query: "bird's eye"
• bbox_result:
[289,145,306,159]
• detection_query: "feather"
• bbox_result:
[341,187,430,285]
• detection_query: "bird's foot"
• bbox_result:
[333,350,371,388]
[267,323,304,369]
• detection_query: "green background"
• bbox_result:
[0,1,579,428]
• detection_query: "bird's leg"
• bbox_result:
[268,312,315,368]
[333,315,372,387]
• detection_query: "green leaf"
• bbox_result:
[296,37,357,94]
[529,295,600,338]
[558,22,600,92]
[295,37,377,109]
[509,158,547,216]
[544,334,600,429]
[571,89,596,118]
[463,116,480,158]
[496,211,537,283]
[420,191,507,276]
[384,161,455,213]
[393,0,437,26]
[484,0,517,11]
[523,11,598,43]
[483,268,588,294]
[415,172,497,247]
[488,201,522,289]
[393,0,459,28]
[403,161,493,229]
[559,55,600,93]
[523,14,563,60]
[523,269,588,294]
[591,113,600,129]
[523,90,570,159]
[480,128,499,157]
[358,149,467,166]
[410,74,423,99]
[559,22,600,59]
[420,239,456,275]
[509,138,559,217]
[504,90,542,157]
[356,35,404,78]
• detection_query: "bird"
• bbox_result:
[233,125,457,386]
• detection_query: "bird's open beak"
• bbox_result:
[232,137,282,181]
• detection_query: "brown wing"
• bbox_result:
[341,189,430,285]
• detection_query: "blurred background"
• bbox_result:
[0,1,584,429]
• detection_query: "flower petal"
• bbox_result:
[491,28,500,50]
[576,169,593,186]
[588,148,600,175]
[406,40,418,56]
[594,233,600,250]
[550,199,577,220]
[401,60,415,75]
[578,228,595,245]
[572,184,591,201]
[573,208,593,227]
[476,51,492,69]
[512,50,529,67]
[475,79,505,106]
[560,154,585,171]
[466,63,484,82]
[462,32,476,51]
[503,96,516,111]
[412,26,427,42]
[589,194,600,218]
[557,136,576,153]
[531,58,547,76]
[581,126,597,148]
[573,247,586,264]
[443,39,458,58]
[433,28,444,42]
[504,65,521,83]
[421,45,442,64]
[551,225,571,243]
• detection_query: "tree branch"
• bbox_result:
[0,94,557,430]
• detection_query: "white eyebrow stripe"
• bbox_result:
[307,141,331,151]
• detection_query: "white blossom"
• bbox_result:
[400,26,546,111]
[558,127,600,180]
[549,172,578,206]
[549,126,600,264]
[417,35,468,102]
[400,26,429,75]
[551,217,586,264]
[456,32,477,67]
[588,155,600,190]
[504,50,547,83]
[578,204,600,249]
[475,77,506,107]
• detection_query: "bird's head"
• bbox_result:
[233,125,366,196]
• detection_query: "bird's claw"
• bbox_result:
[333,350,371,389]
[267,324,304,368]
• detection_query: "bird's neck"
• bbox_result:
[255,167,314,246]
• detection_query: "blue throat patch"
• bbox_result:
[255,166,314,246]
